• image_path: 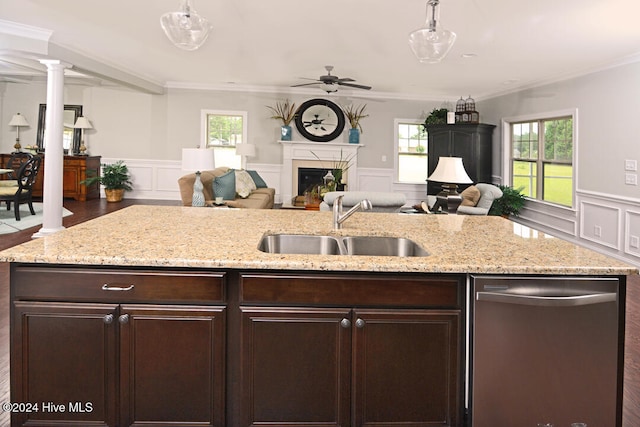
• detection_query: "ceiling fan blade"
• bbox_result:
[298,77,321,81]
[336,77,355,83]
[337,82,372,90]
[291,82,321,87]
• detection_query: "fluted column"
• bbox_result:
[33,60,68,238]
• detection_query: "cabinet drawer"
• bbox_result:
[12,266,225,304]
[240,272,462,308]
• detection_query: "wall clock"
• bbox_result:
[294,98,345,142]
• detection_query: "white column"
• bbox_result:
[33,60,68,238]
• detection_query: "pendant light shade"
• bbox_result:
[161,0,212,51]
[409,0,456,63]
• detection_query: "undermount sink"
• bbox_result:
[257,234,342,255]
[341,236,430,257]
[258,234,429,257]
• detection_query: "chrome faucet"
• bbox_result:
[333,194,372,229]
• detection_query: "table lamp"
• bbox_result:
[73,116,93,155]
[236,143,256,169]
[182,148,215,207]
[427,156,473,214]
[9,113,29,152]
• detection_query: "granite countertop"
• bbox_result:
[0,205,636,275]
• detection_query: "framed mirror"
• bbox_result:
[36,104,83,154]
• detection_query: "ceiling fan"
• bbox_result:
[292,66,372,93]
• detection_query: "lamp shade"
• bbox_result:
[73,116,93,129]
[235,143,256,157]
[428,157,473,184]
[9,113,29,127]
[182,148,215,172]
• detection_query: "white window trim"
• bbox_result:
[394,117,428,185]
[200,109,248,148]
[501,108,579,212]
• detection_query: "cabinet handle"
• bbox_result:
[355,318,365,328]
[102,283,135,292]
[103,314,114,324]
[119,314,130,324]
[340,318,351,328]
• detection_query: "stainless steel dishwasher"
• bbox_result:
[470,275,624,427]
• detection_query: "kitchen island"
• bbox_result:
[1,206,636,427]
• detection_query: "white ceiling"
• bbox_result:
[2,0,640,100]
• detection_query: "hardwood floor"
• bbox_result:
[0,199,638,426]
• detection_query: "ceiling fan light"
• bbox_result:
[321,83,338,93]
[161,0,212,51]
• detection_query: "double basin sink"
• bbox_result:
[258,234,429,257]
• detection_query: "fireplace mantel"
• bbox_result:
[280,140,363,207]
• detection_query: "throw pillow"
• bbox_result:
[247,170,268,188]
[213,169,236,201]
[236,169,257,198]
[460,185,481,206]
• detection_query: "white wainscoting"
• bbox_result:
[515,189,640,267]
[100,158,184,201]
[356,167,426,206]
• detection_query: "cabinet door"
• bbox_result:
[119,304,226,427]
[11,301,119,427]
[353,309,462,427]
[240,307,352,427]
[62,163,80,198]
[449,129,475,179]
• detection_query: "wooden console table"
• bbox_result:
[0,154,101,201]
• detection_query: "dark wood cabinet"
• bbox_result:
[10,266,464,427]
[426,123,495,195]
[10,266,226,427]
[237,272,464,427]
[12,301,119,426]
[241,307,352,426]
[0,154,100,201]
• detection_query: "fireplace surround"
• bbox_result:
[280,141,362,207]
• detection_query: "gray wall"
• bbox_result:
[1,83,440,169]
[478,60,640,199]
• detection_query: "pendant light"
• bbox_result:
[408,0,456,63]
[161,0,212,51]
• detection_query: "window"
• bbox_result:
[510,115,574,207]
[396,119,428,183]
[201,110,247,169]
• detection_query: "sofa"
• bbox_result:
[320,191,407,213]
[178,167,275,209]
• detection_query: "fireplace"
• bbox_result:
[280,141,362,207]
[298,167,331,195]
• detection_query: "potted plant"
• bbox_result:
[267,99,296,141]
[489,185,526,217]
[82,160,133,202]
[311,149,355,191]
[423,108,449,128]
[342,104,368,144]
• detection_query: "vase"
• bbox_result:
[191,171,205,207]
[281,125,292,141]
[348,128,360,144]
[303,188,322,210]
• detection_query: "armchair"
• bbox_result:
[456,183,503,215]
